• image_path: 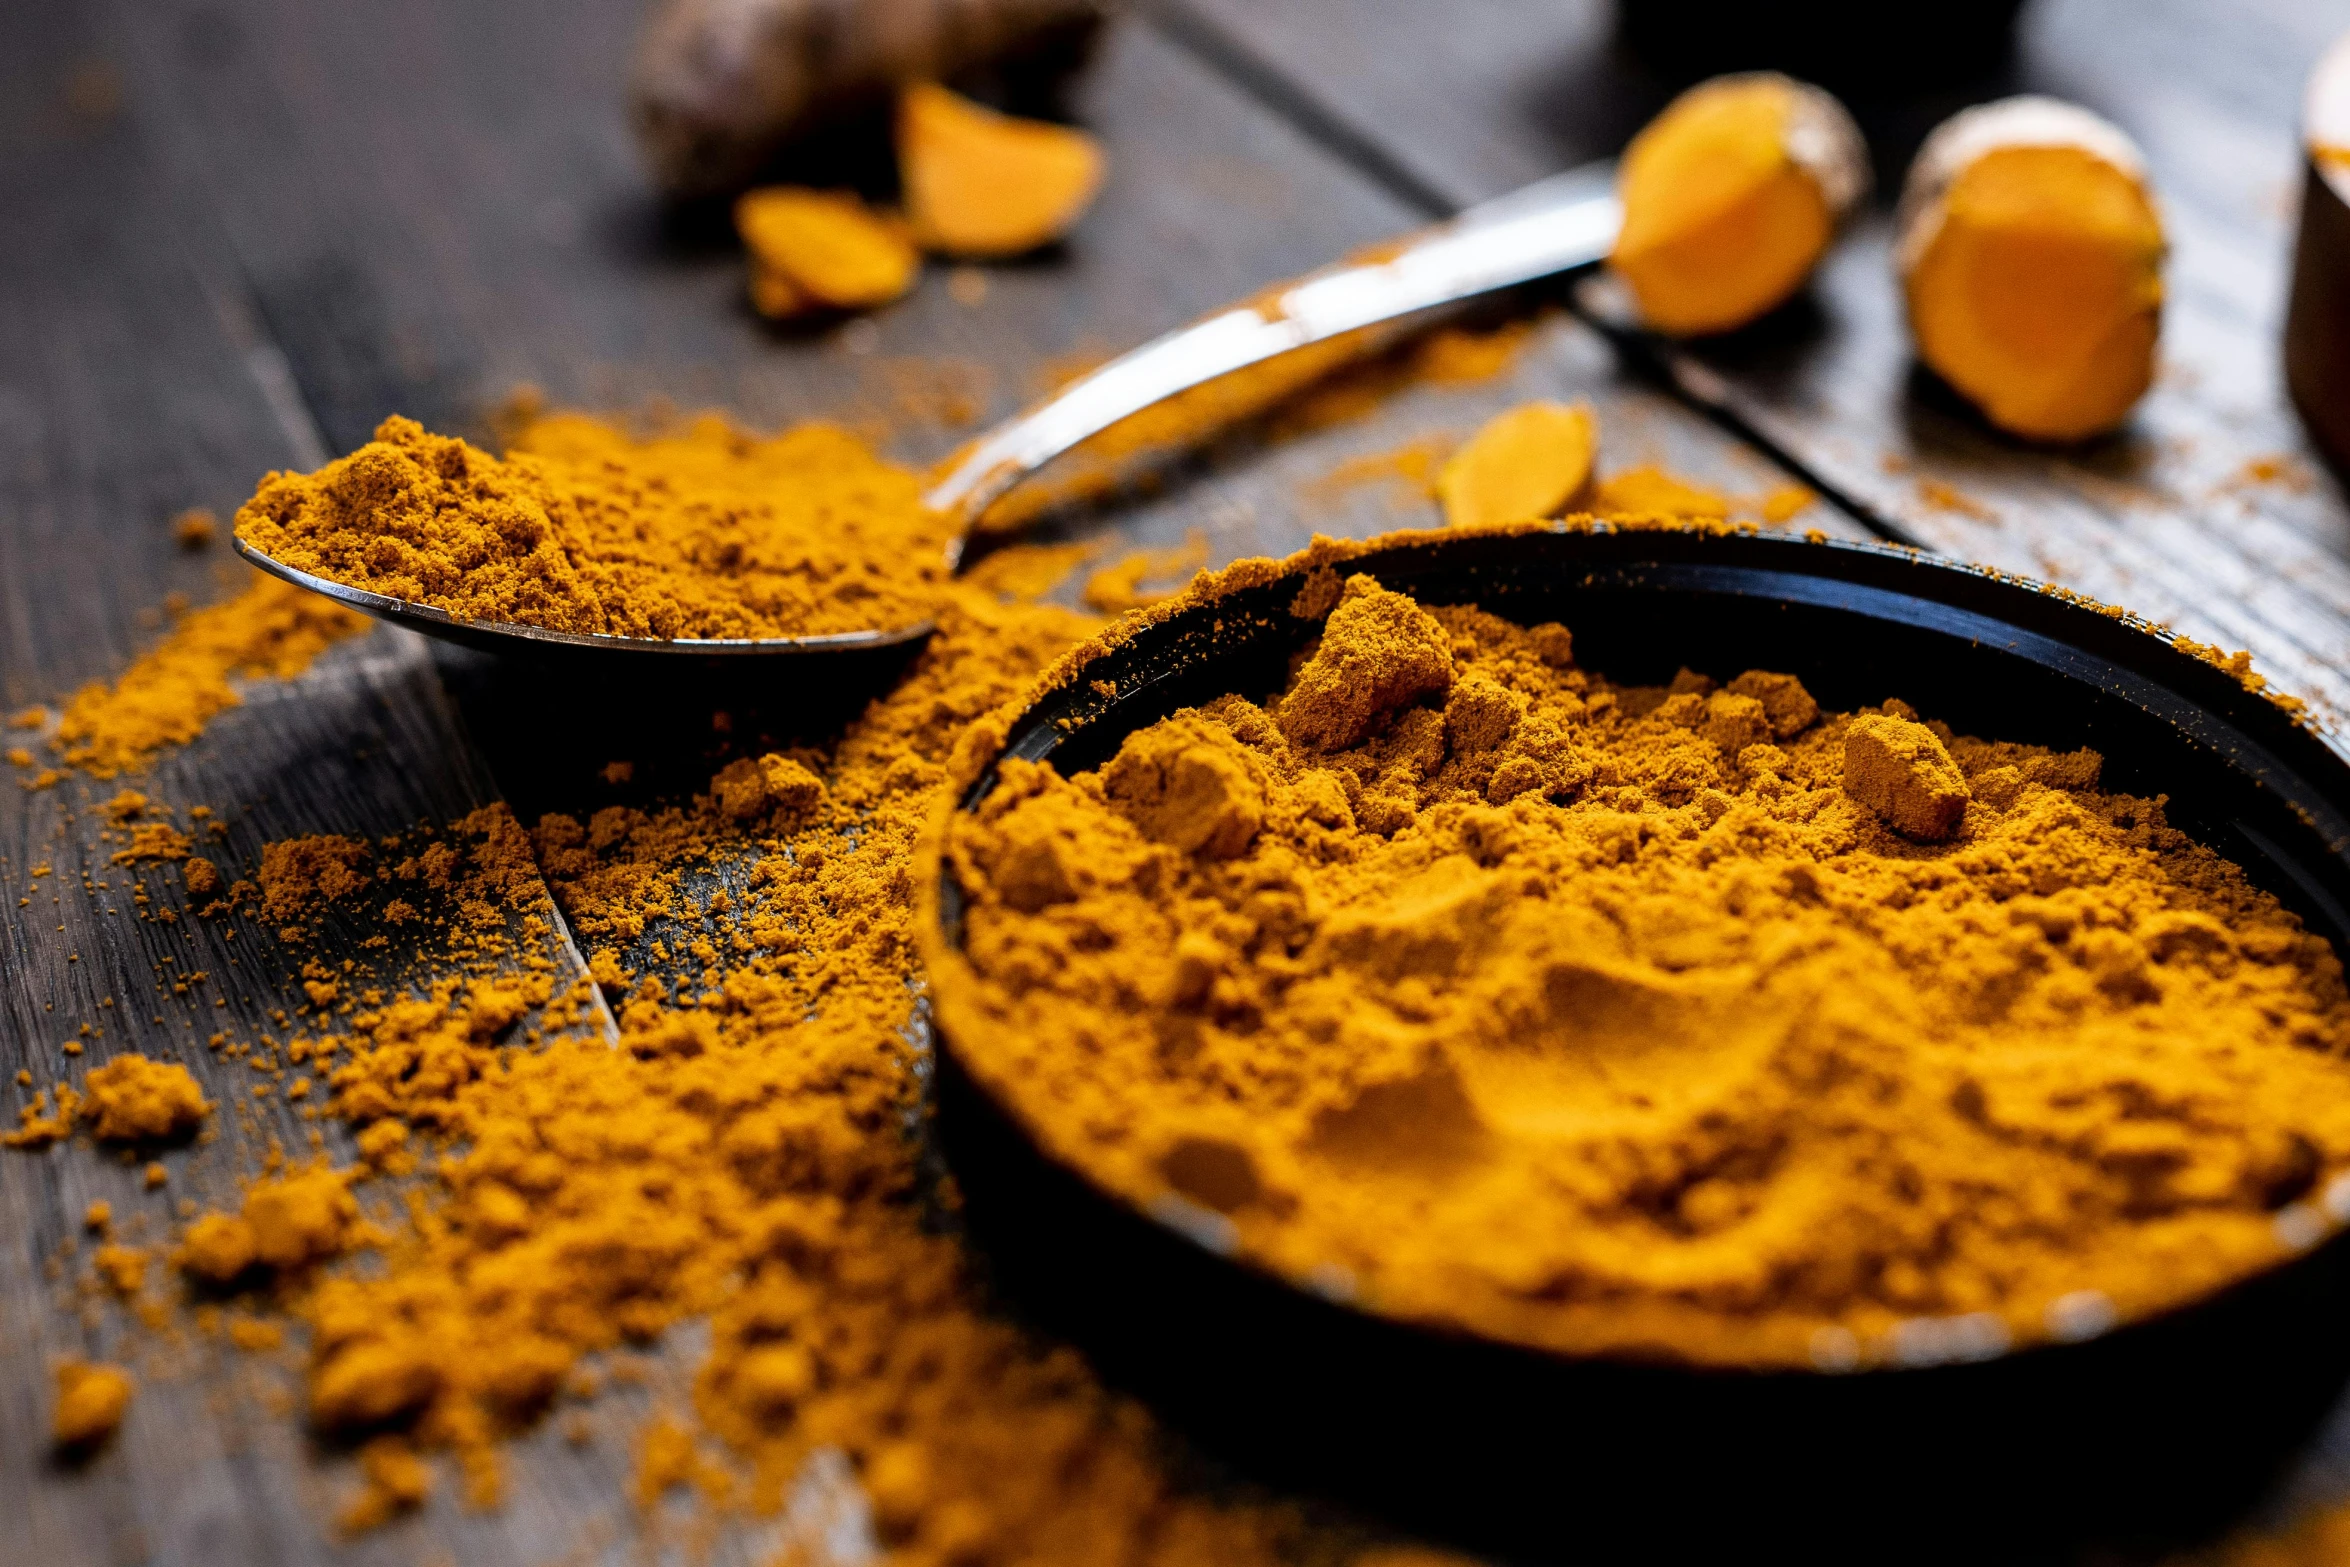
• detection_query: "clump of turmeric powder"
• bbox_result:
[234,411,956,641]
[49,575,370,777]
[934,565,2350,1371]
[52,1360,134,1452]
[6,1054,209,1148]
[78,1055,210,1144]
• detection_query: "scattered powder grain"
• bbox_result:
[1591,462,1735,519]
[171,508,219,549]
[1081,531,1210,615]
[79,1055,209,1143]
[52,1360,133,1450]
[51,575,370,776]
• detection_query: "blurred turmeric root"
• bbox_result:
[900,81,1104,256]
[735,187,920,316]
[1611,72,1867,337]
[632,0,1105,200]
[1898,96,2166,443]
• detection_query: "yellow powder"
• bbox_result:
[1591,462,1735,519]
[1309,436,1453,503]
[175,1165,362,1286]
[234,413,955,641]
[52,575,369,776]
[934,565,2350,1370]
[338,1436,433,1534]
[1080,531,1210,615]
[173,508,219,549]
[52,1360,133,1450]
[79,1055,209,1143]
[93,1245,146,1297]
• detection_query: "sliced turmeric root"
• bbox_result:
[734,187,919,316]
[1611,72,1866,337]
[898,82,1104,258]
[1899,98,2166,443]
[1437,402,1598,528]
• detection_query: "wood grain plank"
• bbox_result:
[0,6,600,1565]
[1170,0,2350,728]
[0,3,1886,1562]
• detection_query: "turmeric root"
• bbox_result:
[1611,72,1866,337]
[2285,36,2350,469]
[899,82,1104,257]
[631,0,1104,199]
[1437,402,1597,528]
[734,187,920,315]
[1898,97,2166,443]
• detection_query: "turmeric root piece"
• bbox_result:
[1436,402,1598,528]
[1611,72,1866,337]
[898,82,1104,257]
[1898,97,2166,443]
[630,0,1105,199]
[734,187,920,315]
[2288,35,2350,470]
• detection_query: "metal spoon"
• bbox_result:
[232,164,1621,660]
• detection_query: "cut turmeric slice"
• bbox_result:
[1898,97,2166,443]
[898,83,1104,258]
[1611,72,1866,337]
[1436,402,1597,528]
[733,187,919,316]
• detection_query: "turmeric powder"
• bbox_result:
[934,562,2350,1370]
[78,1054,209,1143]
[234,411,955,641]
[1898,97,2167,442]
[116,548,1311,1558]
[51,1360,133,1451]
[47,574,369,777]
[1612,73,1867,336]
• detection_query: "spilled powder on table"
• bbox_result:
[48,574,370,777]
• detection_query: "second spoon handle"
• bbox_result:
[924,162,1622,531]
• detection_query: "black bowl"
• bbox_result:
[929,524,2350,1563]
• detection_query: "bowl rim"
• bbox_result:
[921,517,2350,1383]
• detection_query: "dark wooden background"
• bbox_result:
[10,0,2350,1562]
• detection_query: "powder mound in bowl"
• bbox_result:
[233,412,956,641]
[935,572,2350,1371]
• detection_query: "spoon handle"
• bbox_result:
[923,162,1621,532]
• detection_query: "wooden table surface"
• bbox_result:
[10,1,2350,1561]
